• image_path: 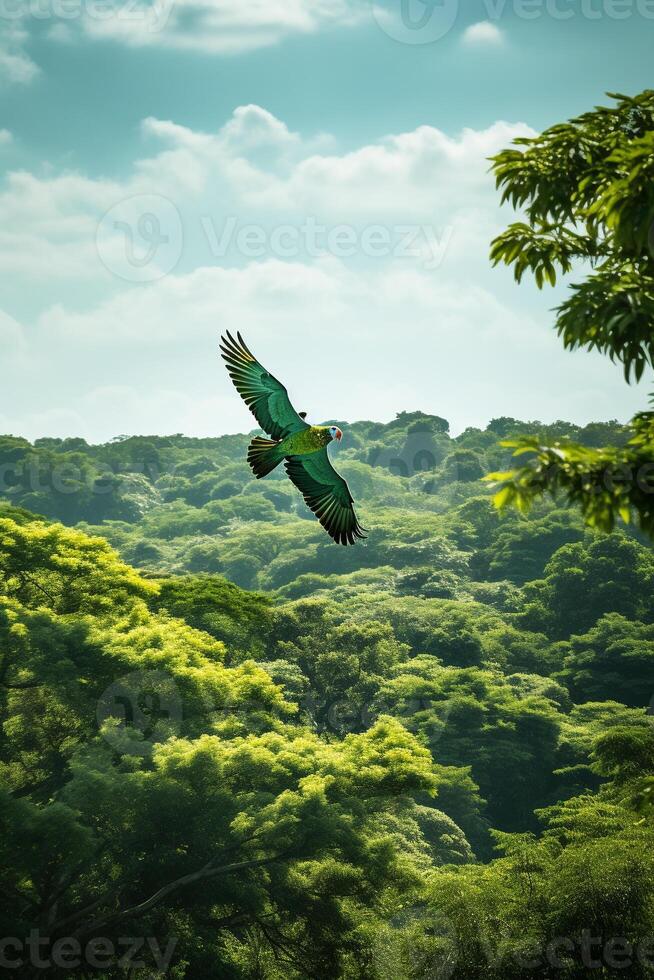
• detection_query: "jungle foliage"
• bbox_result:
[489,90,654,536]
[1,409,654,977]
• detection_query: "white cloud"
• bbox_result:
[47,23,75,43]
[3,105,644,441]
[462,21,505,46]
[0,107,533,294]
[0,48,39,84]
[0,169,123,285]
[0,309,26,349]
[0,307,29,378]
[214,104,303,157]
[257,120,528,216]
[0,27,39,84]
[0,130,13,146]
[75,0,367,55]
[38,259,358,345]
[31,255,544,437]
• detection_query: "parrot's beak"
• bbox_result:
[336,429,343,442]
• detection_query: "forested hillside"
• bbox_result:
[2,412,654,977]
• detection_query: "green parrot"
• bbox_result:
[220,331,366,546]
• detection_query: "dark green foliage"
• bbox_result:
[473,510,585,584]
[558,614,654,707]
[516,534,654,639]
[488,90,654,536]
[490,90,654,378]
[441,450,484,484]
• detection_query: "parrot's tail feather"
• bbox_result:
[247,437,284,479]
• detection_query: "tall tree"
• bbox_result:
[488,91,654,535]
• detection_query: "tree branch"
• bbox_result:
[69,851,291,940]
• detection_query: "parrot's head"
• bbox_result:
[328,425,343,443]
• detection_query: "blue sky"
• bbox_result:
[1,0,653,441]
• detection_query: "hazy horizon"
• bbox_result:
[2,404,635,446]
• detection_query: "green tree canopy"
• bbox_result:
[488,90,654,535]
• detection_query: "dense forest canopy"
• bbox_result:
[2,411,654,977]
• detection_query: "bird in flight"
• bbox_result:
[220,331,366,546]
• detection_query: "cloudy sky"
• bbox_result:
[1,0,653,441]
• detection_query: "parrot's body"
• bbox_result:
[220,332,366,546]
[248,426,334,477]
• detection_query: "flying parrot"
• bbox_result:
[220,331,366,546]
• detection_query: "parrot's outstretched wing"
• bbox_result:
[285,449,367,546]
[220,331,309,441]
